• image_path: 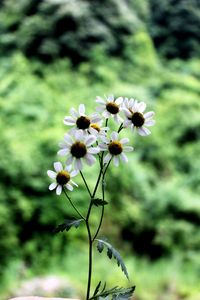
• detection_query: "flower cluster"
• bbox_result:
[47,95,155,195]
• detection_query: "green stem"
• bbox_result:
[92,168,103,198]
[92,158,111,241]
[85,153,111,299]
[86,202,93,300]
[118,122,124,133]
[80,171,92,198]
[63,188,85,220]
[92,178,105,241]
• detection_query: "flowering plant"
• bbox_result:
[47,95,155,300]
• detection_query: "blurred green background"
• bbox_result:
[0,0,200,299]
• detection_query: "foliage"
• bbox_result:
[91,282,135,300]
[0,1,200,296]
[1,0,200,64]
[0,0,142,63]
[149,0,200,59]
[0,50,200,300]
[96,239,129,280]
[54,219,84,233]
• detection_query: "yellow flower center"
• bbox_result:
[76,116,90,129]
[106,102,119,114]
[70,141,87,158]
[108,141,123,155]
[131,112,145,127]
[56,170,70,185]
[90,123,100,132]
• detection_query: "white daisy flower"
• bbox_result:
[96,95,123,123]
[99,131,134,167]
[123,98,155,136]
[89,120,109,138]
[58,130,100,170]
[47,162,78,195]
[64,104,102,134]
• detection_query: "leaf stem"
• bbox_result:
[85,201,93,300]
[118,122,124,133]
[80,171,92,198]
[63,188,86,220]
[92,179,105,241]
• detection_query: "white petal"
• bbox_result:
[49,182,57,190]
[57,148,69,156]
[113,156,119,167]
[132,99,139,110]
[107,95,114,101]
[64,165,72,172]
[120,152,128,163]
[66,155,74,165]
[99,143,108,151]
[131,124,135,131]
[123,97,128,106]
[63,116,76,125]
[91,115,102,124]
[54,162,63,172]
[87,147,100,154]
[71,180,78,187]
[123,146,134,152]
[96,106,105,112]
[120,137,129,144]
[104,153,112,163]
[85,135,96,146]
[96,96,105,104]
[75,130,84,140]
[115,97,123,105]
[138,102,146,113]
[56,185,62,195]
[111,131,118,141]
[89,127,98,135]
[70,169,79,177]
[85,154,96,166]
[47,170,57,179]
[70,107,78,117]
[100,135,109,143]
[137,127,151,136]
[145,119,156,126]
[123,108,132,118]
[75,159,83,170]
[102,111,110,119]
[64,134,73,145]
[91,114,102,123]
[66,183,73,191]
[123,119,131,128]
[115,114,123,123]
[129,98,135,107]
[79,104,85,115]
[144,111,155,119]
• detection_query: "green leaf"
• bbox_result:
[90,284,135,300]
[97,239,104,253]
[53,218,83,233]
[92,198,108,207]
[93,281,102,298]
[111,286,135,300]
[96,239,129,279]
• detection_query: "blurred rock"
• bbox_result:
[9,276,78,299]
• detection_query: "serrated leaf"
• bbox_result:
[92,198,108,207]
[112,286,135,300]
[97,240,104,253]
[93,281,102,297]
[107,247,112,259]
[53,218,83,233]
[90,285,135,300]
[96,239,129,280]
